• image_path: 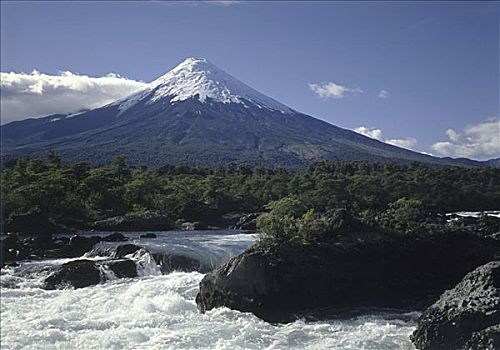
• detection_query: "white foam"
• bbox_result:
[1,271,418,349]
[1,231,417,349]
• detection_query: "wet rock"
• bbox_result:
[106,259,137,278]
[140,233,157,239]
[114,244,142,258]
[44,260,101,289]
[154,253,204,273]
[411,260,500,350]
[67,235,102,256]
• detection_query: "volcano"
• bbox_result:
[0,57,483,167]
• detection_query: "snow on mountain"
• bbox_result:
[114,57,293,114]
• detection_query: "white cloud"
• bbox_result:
[0,70,147,124]
[431,118,500,160]
[386,137,417,149]
[354,126,418,150]
[354,126,383,140]
[378,89,389,98]
[309,81,363,99]
[210,0,240,5]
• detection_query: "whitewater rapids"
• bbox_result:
[1,230,418,349]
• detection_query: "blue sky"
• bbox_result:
[1,1,499,159]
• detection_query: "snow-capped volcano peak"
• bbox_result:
[118,57,293,113]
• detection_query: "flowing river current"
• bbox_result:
[1,230,418,349]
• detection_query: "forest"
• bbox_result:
[2,155,499,235]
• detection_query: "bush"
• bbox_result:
[379,197,426,234]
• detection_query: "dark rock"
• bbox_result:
[153,253,204,273]
[102,232,128,242]
[67,235,101,256]
[234,213,262,231]
[44,260,101,289]
[90,211,173,231]
[411,260,500,350]
[140,233,157,239]
[464,324,500,350]
[448,215,500,239]
[1,235,21,265]
[105,259,137,278]
[2,234,21,251]
[114,244,142,258]
[44,258,139,289]
[196,224,499,322]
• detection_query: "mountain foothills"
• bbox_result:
[1,58,492,168]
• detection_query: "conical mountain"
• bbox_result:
[0,58,484,167]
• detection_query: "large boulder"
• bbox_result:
[44,258,138,289]
[44,260,101,289]
[90,211,173,231]
[153,253,205,273]
[196,215,499,322]
[106,259,137,278]
[66,235,102,257]
[411,260,500,350]
[114,244,143,258]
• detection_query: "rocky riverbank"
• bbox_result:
[411,260,500,350]
[0,232,128,268]
[196,210,500,323]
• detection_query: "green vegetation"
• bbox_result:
[2,156,499,234]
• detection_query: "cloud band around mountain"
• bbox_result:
[0,70,147,124]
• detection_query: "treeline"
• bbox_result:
[2,155,499,230]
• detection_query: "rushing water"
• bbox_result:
[1,230,418,350]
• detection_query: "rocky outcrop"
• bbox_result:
[90,211,173,231]
[196,215,500,322]
[234,213,262,231]
[1,233,130,267]
[411,260,500,350]
[464,325,500,350]
[140,233,157,239]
